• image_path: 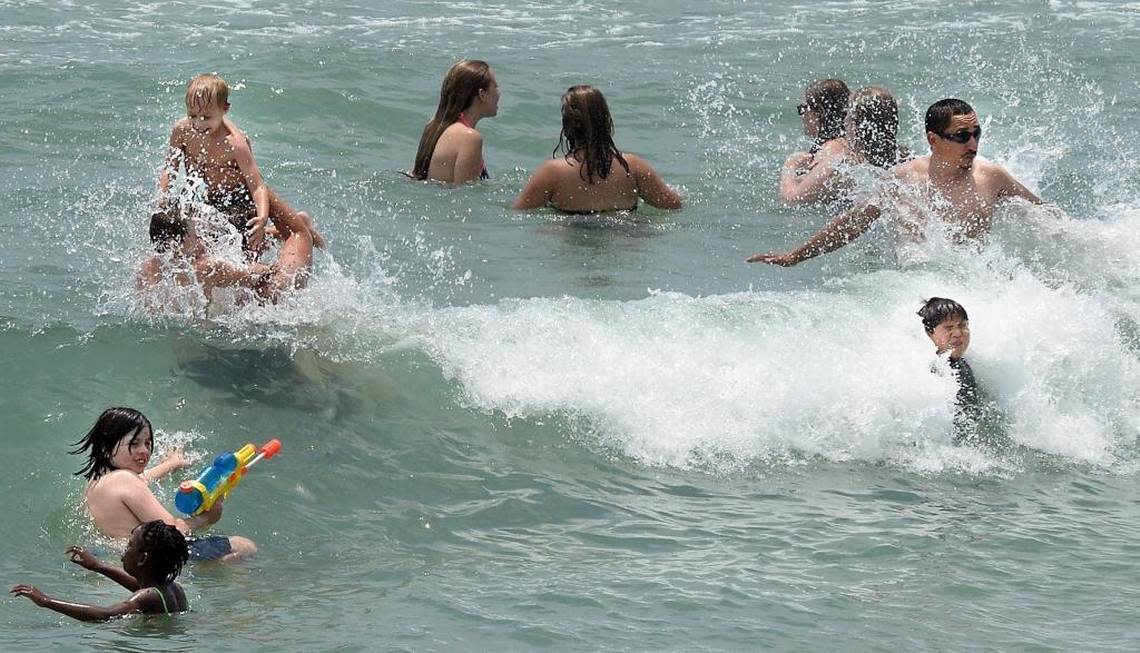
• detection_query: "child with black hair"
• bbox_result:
[917,297,978,408]
[10,520,190,620]
[72,407,256,562]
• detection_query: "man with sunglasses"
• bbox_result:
[750,98,1044,266]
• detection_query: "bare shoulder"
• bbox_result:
[816,138,847,161]
[622,153,655,176]
[169,119,191,145]
[894,156,928,180]
[225,127,253,157]
[973,157,1013,180]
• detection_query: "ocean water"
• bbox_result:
[2,0,1140,650]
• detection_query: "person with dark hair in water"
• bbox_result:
[412,59,500,183]
[513,85,681,213]
[780,84,908,205]
[778,78,849,205]
[751,97,1044,266]
[917,297,978,409]
[11,520,190,620]
[72,407,256,563]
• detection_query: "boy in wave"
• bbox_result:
[918,297,977,407]
[156,73,323,258]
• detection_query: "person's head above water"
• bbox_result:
[800,79,849,142]
[918,297,970,361]
[124,520,190,586]
[70,407,154,481]
[412,60,499,180]
[555,85,630,185]
[149,207,191,253]
[925,98,981,170]
[846,85,902,168]
[184,74,230,133]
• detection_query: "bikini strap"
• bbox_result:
[152,586,170,614]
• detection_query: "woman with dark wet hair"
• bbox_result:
[513,85,681,213]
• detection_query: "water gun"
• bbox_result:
[175,439,281,516]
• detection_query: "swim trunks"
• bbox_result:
[206,187,258,250]
[187,535,232,561]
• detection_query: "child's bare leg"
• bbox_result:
[259,228,313,303]
[218,536,257,563]
[268,190,325,249]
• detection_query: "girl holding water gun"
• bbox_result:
[72,407,256,563]
[11,520,190,620]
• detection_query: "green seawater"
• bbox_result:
[2,1,1140,650]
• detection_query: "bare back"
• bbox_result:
[427,122,485,183]
[170,119,249,201]
[514,153,681,212]
[85,470,176,538]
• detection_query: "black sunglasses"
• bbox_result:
[797,103,810,115]
[936,126,982,144]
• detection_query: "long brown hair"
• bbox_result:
[412,60,494,180]
[847,85,903,168]
[554,85,629,184]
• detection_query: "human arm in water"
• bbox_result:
[229,128,271,251]
[747,201,882,266]
[140,449,189,484]
[512,160,557,210]
[66,546,139,591]
[629,154,682,210]
[9,584,163,622]
[777,150,842,205]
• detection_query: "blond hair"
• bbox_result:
[184,74,229,111]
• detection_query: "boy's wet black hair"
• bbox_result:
[917,297,969,334]
[149,207,189,253]
[137,520,189,584]
[70,407,153,480]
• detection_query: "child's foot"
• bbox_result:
[299,212,326,249]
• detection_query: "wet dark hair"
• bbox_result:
[71,407,153,480]
[136,520,189,584]
[149,208,189,253]
[805,79,850,142]
[925,98,975,135]
[555,85,630,185]
[917,297,969,335]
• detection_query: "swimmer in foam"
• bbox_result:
[750,98,1044,266]
[412,59,500,183]
[157,73,324,259]
[138,198,313,306]
[918,297,977,408]
[72,407,255,563]
[512,85,682,213]
[11,521,190,621]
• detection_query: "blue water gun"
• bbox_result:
[175,439,281,516]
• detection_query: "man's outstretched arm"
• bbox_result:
[747,203,882,267]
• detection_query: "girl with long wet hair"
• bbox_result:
[845,85,908,168]
[513,85,681,213]
[779,78,851,205]
[411,59,500,183]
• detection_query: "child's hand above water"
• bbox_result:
[66,546,101,571]
[142,447,190,483]
[10,585,49,607]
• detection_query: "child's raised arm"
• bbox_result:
[66,547,139,591]
[227,122,270,252]
[141,448,189,484]
[10,584,160,622]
